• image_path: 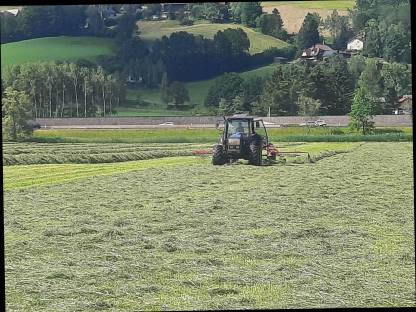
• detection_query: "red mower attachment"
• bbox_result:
[265,143,278,160]
[193,149,212,155]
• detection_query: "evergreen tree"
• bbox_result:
[296,13,321,52]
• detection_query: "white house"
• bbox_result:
[347,38,364,51]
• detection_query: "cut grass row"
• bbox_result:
[2,142,212,165]
[28,127,413,144]
[2,141,359,166]
[4,142,414,309]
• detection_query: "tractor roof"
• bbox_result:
[226,113,255,120]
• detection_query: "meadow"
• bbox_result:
[4,142,415,310]
[29,127,413,144]
[121,63,279,115]
[138,20,288,55]
[1,36,117,71]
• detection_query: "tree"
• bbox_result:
[160,72,169,104]
[381,62,412,113]
[296,13,321,52]
[240,2,263,27]
[166,81,189,109]
[115,11,137,42]
[349,86,375,134]
[324,10,353,50]
[257,12,287,40]
[358,59,384,113]
[205,73,244,107]
[363,19,382,58]
[2,87,32,141]
[297,95,321,119]
[382,22,410,63]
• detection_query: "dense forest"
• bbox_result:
[1,1,412,119]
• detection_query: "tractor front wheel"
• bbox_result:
[212,145,227,165]
[249,142,262,166]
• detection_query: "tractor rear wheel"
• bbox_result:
[249,142,262,166]
[212,145,227,165]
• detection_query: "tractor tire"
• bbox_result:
[249,142,262,166]
[212,145,227,165]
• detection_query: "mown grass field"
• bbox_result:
[261,1,352,34]
[120,63,279,115]
[261,1,355,10]
[1,36,117,71]
[4,142,415,310]
[138,20,288,55]
[30,127,413,144]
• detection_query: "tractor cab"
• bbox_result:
[213,114,275,166]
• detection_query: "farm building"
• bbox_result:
[300,43,337,62]
[395,95,412,115]
[273,56,288,64]
[346,38,364,51]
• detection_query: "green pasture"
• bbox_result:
[29,127,413,144]
[1,36,117,71]
[4,142,415,309]
[261,1,355,10]
[138,20,288,55]
[120,63,279,115]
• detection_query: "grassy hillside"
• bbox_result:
[261,1,353,34]
[118,63,279,116]
[138,20,288,54]
[1,36,117,70]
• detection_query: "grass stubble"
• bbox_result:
[3,142,415,310]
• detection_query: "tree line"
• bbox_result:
[204,55,411,117]
[2,62,126,118]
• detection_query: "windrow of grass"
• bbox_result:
[28,127,413,144]
[2,141,361,166]
[2,142,213,166]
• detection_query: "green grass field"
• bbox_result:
[1,36,117,70]
[261,1,355,10]
[138,20,288,55]
[119,63,280,116]
[4,142,415,309]
[29,127,413,144]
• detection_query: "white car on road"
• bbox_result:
[158,122,175,126]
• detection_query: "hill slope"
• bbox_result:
[1,36,117,70]
[117,63,279,116]
[138,20,288,54]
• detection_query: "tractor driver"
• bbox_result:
[236,121,245,133]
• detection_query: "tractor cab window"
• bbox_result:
[254,120,267,138]
[228,120,249,136]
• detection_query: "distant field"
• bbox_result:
[29,127,413,144]
[138,20,288,54]
[1,36,117,70]
[261,1,354,10]
[261,1,352,33]
[120,63,279,116]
